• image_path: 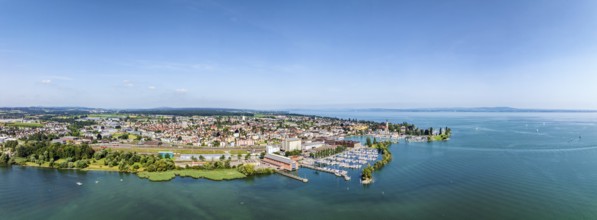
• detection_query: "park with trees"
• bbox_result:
[0,133,273,182]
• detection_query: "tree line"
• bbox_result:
[236,164,275,176]
[361,141,392,181]
[0,139,176,172]
[310,146,347,158]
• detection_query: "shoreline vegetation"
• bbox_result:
[136,164,275,181]
[137,169,247,181]
[361,139,392,184]
[0,137,273,182]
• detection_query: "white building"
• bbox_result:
[282,138,301,151]
[266,145,280,154]
[302,142,324,150]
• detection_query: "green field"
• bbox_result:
[429,134,450,142]
[137,169,246,181]
[3,122,44,128]
[111,133,139,140]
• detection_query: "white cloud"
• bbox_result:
[50,76,74,81]
[128,60,217,72]
[40,79,52,84]
[123,80,134,87]
[148,86,156,90]
[175,88,188,94]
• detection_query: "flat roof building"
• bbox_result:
[282,138,301,152]
[263,154,298,171]
[302,142,324,150]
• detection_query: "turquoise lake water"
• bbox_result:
[3,111,597,219]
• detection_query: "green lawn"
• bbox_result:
[13,157,28,165]
[112,133,138,140]
[20,158,136,172]
[137,169,246,182]
[84,159,122,172]
[429,134,450,142]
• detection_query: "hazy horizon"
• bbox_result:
[2,106,597,112]
[2,0,597,109]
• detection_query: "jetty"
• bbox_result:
[301,164,351,181]
[275,170,308,183]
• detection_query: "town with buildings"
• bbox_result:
[0,107,451,183]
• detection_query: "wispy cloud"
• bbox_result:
[148,86,156,90]
[126,60,217,72]
[123,80,134,87]
[175,88,188,94]
[49,76,74,81]
[38,76,74,84]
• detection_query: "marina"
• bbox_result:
[298,148,381,181]
[314,148,380,170]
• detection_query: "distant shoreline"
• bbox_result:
[289,107,597,113]
[2,107,597,114]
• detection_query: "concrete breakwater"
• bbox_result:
[275,170,308,183]
[301,164,351,181]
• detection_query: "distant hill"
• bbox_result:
[0,106,106,114]
[118,108,283,116]
[367,107,597,112]
[0,107,294,116]
[289,107,597,113]
[2,106,596,115]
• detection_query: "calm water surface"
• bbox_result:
[3,111,597,219]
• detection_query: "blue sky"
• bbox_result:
[1,0,596,109]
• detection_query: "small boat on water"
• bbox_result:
[76,182,82,186]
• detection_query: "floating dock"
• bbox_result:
[275,170,308,183]
[301,164,351,181]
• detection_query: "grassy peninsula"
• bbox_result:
[137,169,247,181]
[0,136,271,182]
[361,140,392,184]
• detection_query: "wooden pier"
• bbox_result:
[275,170,308,183]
